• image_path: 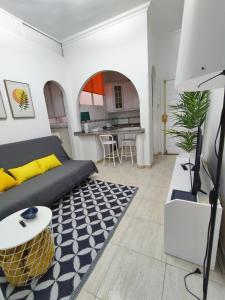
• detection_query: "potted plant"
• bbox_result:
[166,91,210,154]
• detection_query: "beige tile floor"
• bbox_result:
[76,155,225,300]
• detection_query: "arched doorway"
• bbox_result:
[78,70,140,132]
[44,80,72,157]
[75,70,142,164]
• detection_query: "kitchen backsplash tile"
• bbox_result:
[79,104,140,130]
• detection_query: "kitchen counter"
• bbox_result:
[74,126,145,167]
[50,123,68,129]
[74,127,145,136]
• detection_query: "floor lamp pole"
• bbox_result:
[203,88,225,299]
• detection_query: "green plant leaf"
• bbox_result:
[165,129,197,152]
[169,91,210,129]
[19,91,29,111]
[166,90,210,152]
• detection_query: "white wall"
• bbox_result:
[155,30,181,153]
[147,7,158,154]
[156,30,181,81]
[63,10,152,165]
[0,10,71,146]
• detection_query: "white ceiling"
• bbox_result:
[0,0,184,41]
[0,0,148,40]
[150,0,184,35]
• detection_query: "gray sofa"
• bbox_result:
[0,136,98,221]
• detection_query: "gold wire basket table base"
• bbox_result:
[0,207,54,286]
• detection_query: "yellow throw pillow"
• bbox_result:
[8,161,42,184]
[36,154,62,173]
[0,169,18,192]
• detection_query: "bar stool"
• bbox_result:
[121,134,136,165]
[99,135,121,167]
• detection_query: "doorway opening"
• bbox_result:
[44,80,72,157]
[78,70,140,133]
[164,79,183,154]
[78,71,140,159]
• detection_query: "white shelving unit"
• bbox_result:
[164,153,222,269]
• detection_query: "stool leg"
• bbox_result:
[121,142,124,162]
[103,144,106,166]
[116,143,121,164]
[130,143,134,165]
[124,145,126,160]
[112,145,116,167]
[108,144,110,163]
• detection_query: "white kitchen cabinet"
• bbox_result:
[105,83,114,112]
[105,82,139,112]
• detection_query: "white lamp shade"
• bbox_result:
[175,0,225,92]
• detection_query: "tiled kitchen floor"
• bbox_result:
[76,155,225,300]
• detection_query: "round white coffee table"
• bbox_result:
[0,206,55,286]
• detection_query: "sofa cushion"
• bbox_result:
[8,161,43,183]
[36,154,62,173]
[0,169,18,192]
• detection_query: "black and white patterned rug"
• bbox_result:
[0,179,137,300]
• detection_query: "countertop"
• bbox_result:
[74,126,145,136]
[50,123,68,129]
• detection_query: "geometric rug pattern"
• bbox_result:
[0,179,137,300]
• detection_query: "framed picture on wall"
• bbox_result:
[0,91,7,119]
[4,80,35,118]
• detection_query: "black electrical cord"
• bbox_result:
[183,196,213,300]
[184,268,202,300]
[214,123,221,158]
[189,158,193,190]
[184,216,213,300]
[184,120,221,299]
[183,208,212,300]
[203,203,213,280]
